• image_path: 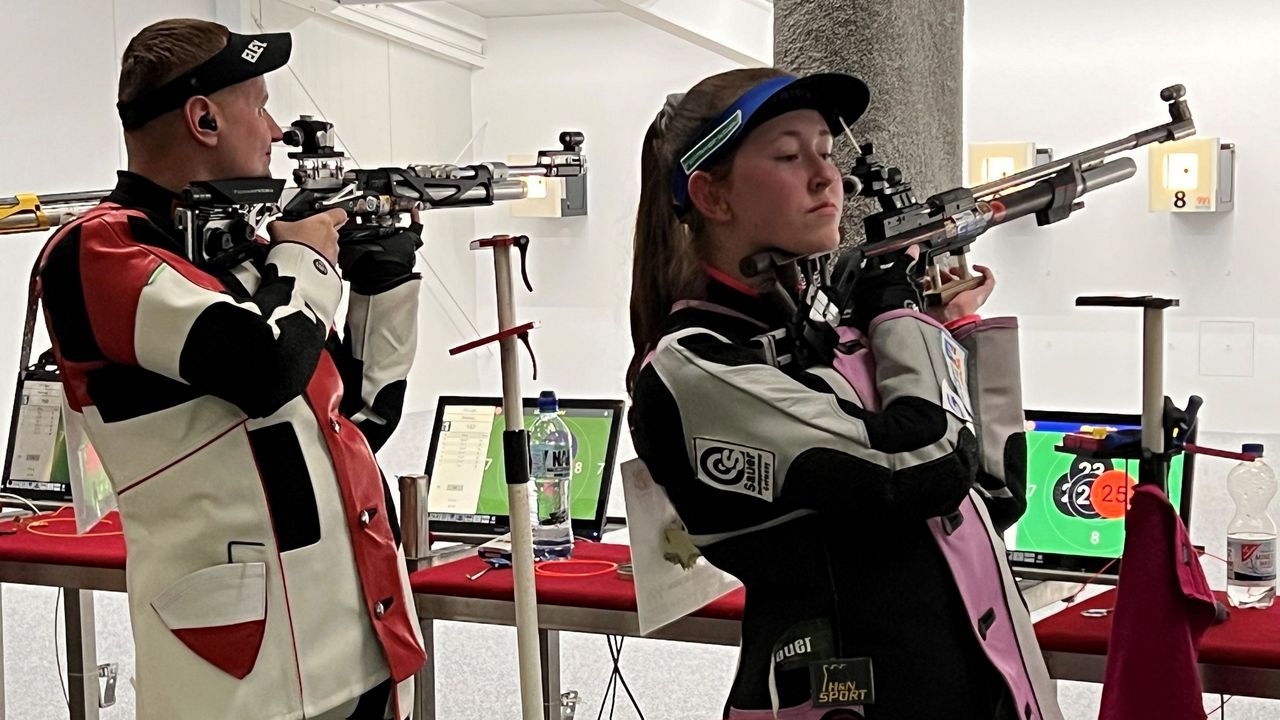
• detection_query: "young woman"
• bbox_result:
[626,68,1063,720]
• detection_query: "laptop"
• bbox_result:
[1005,409,1196,584]
[423,395,626,543]
[2,371,79,511]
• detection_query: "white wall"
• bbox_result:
[0,0,216,467]
[0,6,478,713]
[468,13,740,489]
[967,8,1280,714]
[966,0,1280,436]
[254,0,486,414]
[0,0,484,453]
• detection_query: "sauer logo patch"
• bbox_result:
[693,438,774,501]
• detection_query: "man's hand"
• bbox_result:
[337,210,423,295]
[267,208,348,264]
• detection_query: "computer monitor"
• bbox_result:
[2,375,78,507]
[1005,409,1196,582]
[423,395,626,542]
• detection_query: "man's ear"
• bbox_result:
[183,96,219,148]
[687,170,731,223]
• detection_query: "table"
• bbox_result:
[0,508,126,720]
[1035,587,1280,698]
[5,519,1280,720]
[409,542,742,719]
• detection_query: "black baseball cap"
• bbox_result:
[117,30,292,130]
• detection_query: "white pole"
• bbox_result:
[491,239,545,720]
[1141,306,1164,455]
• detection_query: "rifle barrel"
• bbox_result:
[861,158,1137,259]
[970,119,1192,199]
[419,180,528,205]
[984,158,1137,230]
[0,191,110,235]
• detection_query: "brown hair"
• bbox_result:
[626,67,788,392]
[118,19,229,106]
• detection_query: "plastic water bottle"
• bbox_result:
[528,391,574,560]
[1227,443,1277,609]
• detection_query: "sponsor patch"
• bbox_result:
[810,658,875,707]
[771,618,834,672]
[242,39,268,63]
[680,110,743,174]
[938,330,974,422]
[693,437,774,501]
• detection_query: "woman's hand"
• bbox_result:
[925,263,996,324]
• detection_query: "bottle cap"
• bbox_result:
[538,390,559,414]
[1242,443,1265,458]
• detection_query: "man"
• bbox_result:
[36,18,426,719]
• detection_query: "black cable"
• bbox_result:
[593,635,645,720]
[594,646,615,720]
[609,637,644,719]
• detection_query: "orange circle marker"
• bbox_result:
[1090,469,1136,519]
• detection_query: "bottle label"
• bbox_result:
[1228,536,1277,585]
[530,445,571,480]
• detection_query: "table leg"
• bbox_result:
[0,583,6,720]
[64,589,98,720]
[539,629,560,720]
[414,616,435,720]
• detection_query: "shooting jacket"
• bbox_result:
[629,277,1063,720]
[35,171,425,719]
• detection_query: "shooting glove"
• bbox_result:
[848,251,924,333]
[337,221,423,295]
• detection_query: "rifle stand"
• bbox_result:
[1074,295,1181,493]
[448,234,546,720]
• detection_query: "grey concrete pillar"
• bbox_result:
[775,0,964,244]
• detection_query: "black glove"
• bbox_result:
[848,251,924,333]
[337,221,423,295]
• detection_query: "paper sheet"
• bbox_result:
[621,458,740,636]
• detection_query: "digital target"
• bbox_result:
[1052,457,1108,519]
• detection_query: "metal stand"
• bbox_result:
[1076,295,1180,492]
[399,473,435,720]
[451,234,544,720]
[64,590,99,720]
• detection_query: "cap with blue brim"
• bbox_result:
[670,72,870,217]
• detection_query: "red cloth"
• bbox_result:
[410,542,745,620]
[0,509,126,568]
[1098,484,1217,720]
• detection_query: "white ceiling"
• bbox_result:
[422,0,610,18]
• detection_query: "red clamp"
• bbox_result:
[457,234,538,378]
[449,321,540,380]
[1184,443,1260,462]
[469,234,533,292]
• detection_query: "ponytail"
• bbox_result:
[625,115,704,393]
[625,68,789,394]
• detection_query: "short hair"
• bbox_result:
[118,18,229,105]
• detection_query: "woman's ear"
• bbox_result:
[687,170,732,223]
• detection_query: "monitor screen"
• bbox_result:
[1004,409,1194,580]
[2,378,79,505]
[424,396,625,540]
